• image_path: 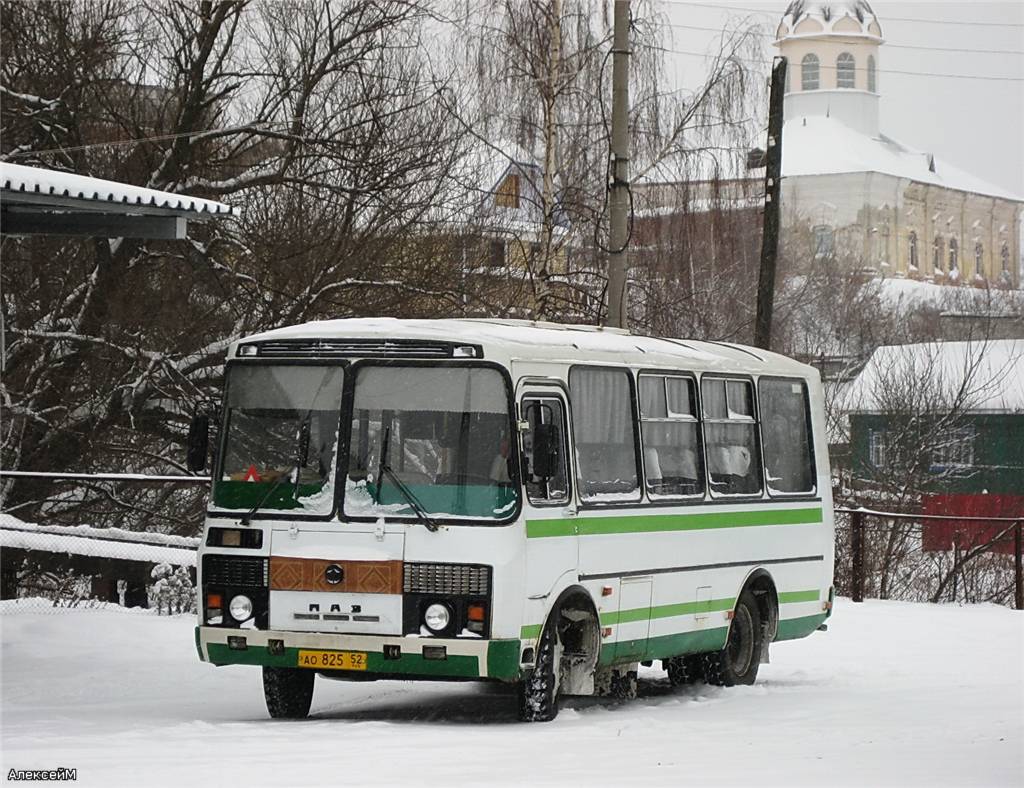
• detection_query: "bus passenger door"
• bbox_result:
[518,388,578,608]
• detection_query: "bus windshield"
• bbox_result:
[213,365,344,515]
[344,366,518,521]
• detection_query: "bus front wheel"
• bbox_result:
[516,620,562,722]
[263,666,315,719]
[703,589,762,687]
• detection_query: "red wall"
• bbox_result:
[922,494,1023,555]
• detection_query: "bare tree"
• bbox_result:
[1,0,469,530]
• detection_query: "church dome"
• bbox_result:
[776,1,883,42]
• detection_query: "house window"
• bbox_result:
[867,55,877,92]
[487,239,505,268]
[932,427,974,469]
[813,224,834,257]
[974,242,984,278]
[948,237,958,271]
[933,235,943,271]
[837,53,856,88]
[495,173,520,209]
[908,231,919,269]
[802,54,820,91]
[868,429,888,468]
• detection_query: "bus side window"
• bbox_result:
[701,377,763,496]
[569,367,641,503]
[759,378,815,495]
[639,374,704,498]
[521,397,570,504]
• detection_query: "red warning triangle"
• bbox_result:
[243,465,261,482]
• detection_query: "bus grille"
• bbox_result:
[247,339,482,359]
[403,563,491,596]
[203,555,268,588]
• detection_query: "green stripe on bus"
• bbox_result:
[600,596,735,626]
[526,506,823,539]
[206,642,482,678]
[775,613,828,641]
[778,589,821,604]
[520,624,543,640]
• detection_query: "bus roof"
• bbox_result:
[235,318,816,378]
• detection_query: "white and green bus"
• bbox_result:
[191,318,834,721]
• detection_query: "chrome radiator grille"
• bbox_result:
[403,563,491,596]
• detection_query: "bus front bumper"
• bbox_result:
[195,626,523,682]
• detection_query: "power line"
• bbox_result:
[663,46,1024,82]
[662,20,1024,56]
[660,0,1024,29]
[4,120,295,159]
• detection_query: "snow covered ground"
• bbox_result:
[2,599,1021,787]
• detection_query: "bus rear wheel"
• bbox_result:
[703,590,762,687]
[263,666,315,719]
[665,654,704,686]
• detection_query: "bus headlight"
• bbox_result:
[423,603,451,633]
[229,594,253,622]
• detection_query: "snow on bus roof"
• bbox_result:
[238,318,814,375]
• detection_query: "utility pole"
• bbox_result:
[753,56,787,350]
[606,0,630,329]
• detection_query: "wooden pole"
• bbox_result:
[1015,520,1023,611]
[753,57,787,350]
[851,509,864,603]
[606,0,630,328]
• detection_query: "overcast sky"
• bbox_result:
[658,0,1024,197]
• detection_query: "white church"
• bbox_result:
[775,0,1021,287]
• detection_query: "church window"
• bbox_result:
[974,242,984,277]
[1002,243,1011,273]
[813,224,834,257]
[802,54,820,91]
[933,236,943,271]
[867,55,877,92]
[837,53,856,89]
[908,231,918,269]
[948,238,958,271]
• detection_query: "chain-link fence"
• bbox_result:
[835,507,1024,609]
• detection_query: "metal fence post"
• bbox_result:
[1015,520,1023,612]
[851,510,864,603]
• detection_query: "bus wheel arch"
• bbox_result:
[704,570,778,687]
[517,585,601,721]
[741,568,779,645]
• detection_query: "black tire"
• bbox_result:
[516,620,561,722]
[608,669,638,700]
[666,654,704,686]
[263,666,315,719]
[704,589,762,687]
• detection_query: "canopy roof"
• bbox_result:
[1,162,236,239]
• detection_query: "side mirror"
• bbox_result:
[531,422,559,479]
[187,414,210,472]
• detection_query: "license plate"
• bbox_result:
[297,649,368,671]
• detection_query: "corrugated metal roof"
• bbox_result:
[1,162,236,216]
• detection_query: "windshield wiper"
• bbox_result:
[240,418,310,526]
[240,471,292,526]
[374,427,437,531]
[379,460,439,532]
